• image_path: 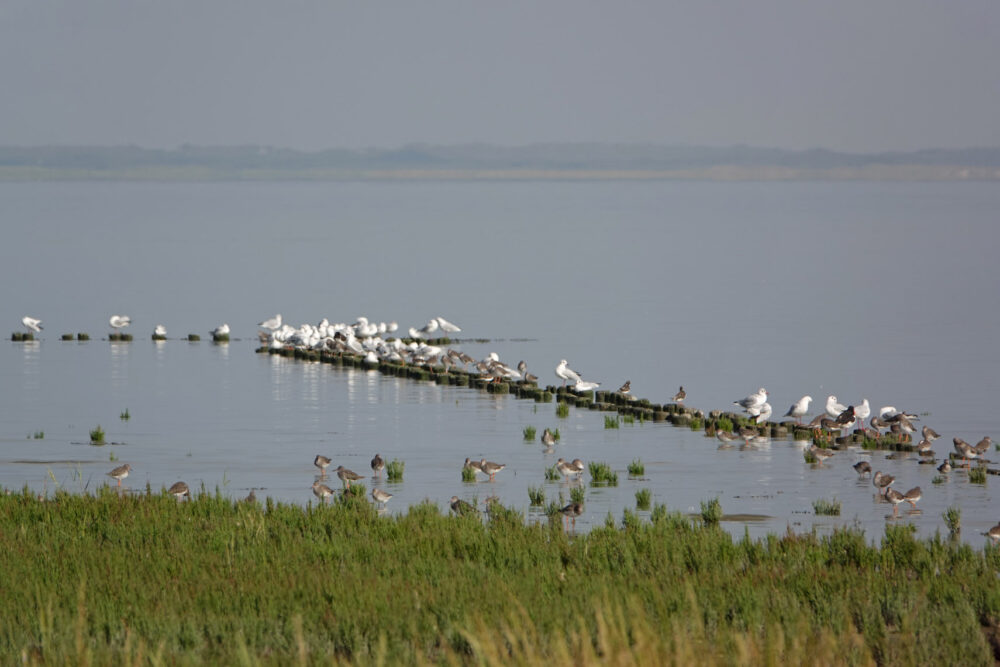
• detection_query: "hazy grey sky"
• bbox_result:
[1,1,997,152]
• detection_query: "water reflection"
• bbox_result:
[109,341,130,390]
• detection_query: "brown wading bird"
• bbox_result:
[617,380,631,395]
[371,488,392,509]
[167,481,190,500]
[541,428,556,447]
[479,459,506,482]
[985,523,1000,544]
[672,386,686,403]
[450,495,478,516]
[853,461,872,477]
[902,486,922,509]
[336,465,363,488]
[108,463,132,488]
[873,471,895,496]
[885,487,905,517]
[312,480,334,504]
[370,453,385,478]
[560,502,583,531]
[953,438,978,466]
[809,444,835,466]
[314,454,331,477]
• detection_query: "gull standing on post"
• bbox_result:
[109,315,131,332]
[734,388,768,412]
[784,396,812,424]
[555,360,582,387]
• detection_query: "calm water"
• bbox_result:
[1,180,998,544]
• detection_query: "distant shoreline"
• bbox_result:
[1,165,998,182]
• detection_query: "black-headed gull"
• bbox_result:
[734,388,767,412]
[555,359,582,386]
[825,396,847,420]
[258,314,282,331]
[21,316,42,333]
[783,395,812,423]
[109,315,131,331]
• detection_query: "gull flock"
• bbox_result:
[14,312,1000,539]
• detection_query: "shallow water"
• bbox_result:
[1,180,998,545]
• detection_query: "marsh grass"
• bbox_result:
[604,415,619,429]
[527,486,545,506]
[556,402,570,419]
[932,475,946,485]
[635,488,652,510]
[627,459,645,477]
[969,465,987,484]
[522,425,536,441]
[462,466,477,482]
[588,462,618,487]
[716,417,734,432]
[813,498,842,516]
[0,490,998,664]
[944,506,962,536]
[569,486,585,504]
[689,417,703,430]
[803,448,818,464]
[386,459,404,482]
[551,428,561,441]
[544,466,560,482]
[700,497,723,525]
[31,431,44,440]
[119,408,130,421]
[622,414,635,425]
[89,425,105,445]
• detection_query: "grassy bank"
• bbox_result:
[2,487,999,665]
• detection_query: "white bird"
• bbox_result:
[258,314,282,331]
[555,359,583,386]
[854,399,871,430]
[211,323,230,337]
[825,395,847,420]
[22,316,43,333]
[783,395,812,423]
[734,388,767,412]
[574,380,600,392]
[109,315,131,331]
[751,402,772,424]
[435,317,462,333]
[153,324,167,337]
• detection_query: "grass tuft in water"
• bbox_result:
[812,498,841,516]
[544,466,560,482]
[943,505,961,536]
[386,459,404,482]
[861,437,879,450]
[932,475,946,485]
[33,431,44,440]
[461,466,477,483]
[527,487,545,506]
[635,489,652,511]
[604,415,619,429]
[627,459,645,477]
[551,428,561,441]
[588,462,618,487]
[689,417,703,430]
[569,486,585,504]
[622,414,635,425]
[969,465,987,484]
[803,449,818,464]
[716,417,734,432]
[522,425,536,441]
[89,425,105,445]
[556,402,570,419]
[120,408,130,421]
[701,497,723,525]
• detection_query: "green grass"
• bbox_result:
[803,448,818,464]
[716,417,734,432]
[30,431,44,440]
[569,486,585,504]
[944,506,962,536]
[700,497,723,525]
[119,408,130,421]
[969,465,987,484]
[627,459,645,477]
[812,498,842,516]
[551,428,561,441]
[386,459,404,482]
[689,417,703,430]
[635,489,652,511]
[587,462,618,487]
[556,402,570,419]
[932,475,946,485]
[462,465,477,482]
[522,425,536,441]
[622,414,635,425]
[89,425,104,445]
[527,486,545,506]
[0,489,998,664]
[604,415,619,429]
[544,466,560,482]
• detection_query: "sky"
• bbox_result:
[1,1,998,153]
